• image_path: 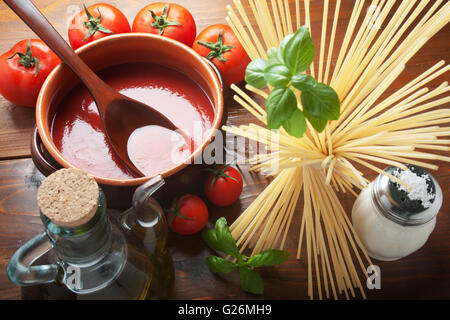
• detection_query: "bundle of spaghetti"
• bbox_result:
[223,0,450,299]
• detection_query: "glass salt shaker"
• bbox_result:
[351,165,443,261]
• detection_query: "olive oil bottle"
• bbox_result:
[7,169,174,300]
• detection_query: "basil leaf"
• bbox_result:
[214,217,241,259]
[201,228,223,252]
[279,33,294,57]
[206,256,237,274]
[292,73,316,91]
[245,58,269,89]
[301,83,340,120]
[202,218,241,259]
[266,87,298,130]
[267,47,282,66]
[238,266,264,295]
[282,109,307,138]
[281,25,315,74]
[246,250,290,268]
[264,64,291,88]
[303,108,329,132]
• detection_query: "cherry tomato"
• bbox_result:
[68,4,130,50]
[166,194,209,235]
[132,2,196,46]
[0,39,60,107]
[192,24,251,86]
[204,165,243,207]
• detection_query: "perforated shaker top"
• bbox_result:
[372,165,442,226]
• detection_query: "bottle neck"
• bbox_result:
[41,191,112,264]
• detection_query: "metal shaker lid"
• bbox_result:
[372,165,443,226]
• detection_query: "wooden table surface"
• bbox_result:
[0,0,449,300]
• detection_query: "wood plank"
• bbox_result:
[0,0,449,300]
[0,158,449,299]
[0,103,35,160]
[0,0,233,159]
[0,0,449,159]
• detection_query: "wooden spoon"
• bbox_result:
[4,0,179,177]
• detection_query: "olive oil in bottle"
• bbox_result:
[7,169,174,300]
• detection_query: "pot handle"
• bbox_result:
[30,126,61,177]
[201,57,224,93]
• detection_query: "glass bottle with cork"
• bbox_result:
[7,168,174,299]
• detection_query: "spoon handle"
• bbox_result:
[4,0,113,110]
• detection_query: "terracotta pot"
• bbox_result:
[34,33,224,209]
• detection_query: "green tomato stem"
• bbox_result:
[197,29,234,63]
[7,40,39,77]
[82,5,114,41]
[150,3,182,35]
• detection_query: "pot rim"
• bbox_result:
[36,32,223,187]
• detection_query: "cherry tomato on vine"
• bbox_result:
[192,24,251,86]
[204,165,243,207]
[132,3,196,46]
[0,39,60,107]
[166,194,209,235]
[68,4,130,50]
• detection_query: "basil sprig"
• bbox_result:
[202,217,289,295]
[245,25,340,137]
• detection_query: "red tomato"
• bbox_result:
[132,2,196,46]
[166,194,209,235]
[192,24,251,86]
[204,165,243,207]
[0,39,60,107]
[68,4,130,50]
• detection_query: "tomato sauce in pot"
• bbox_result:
[51,62,215,179]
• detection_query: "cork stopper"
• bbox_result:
[37,168,99,228]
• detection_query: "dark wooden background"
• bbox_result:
[0,0,448,300]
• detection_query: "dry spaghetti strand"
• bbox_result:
[224,0,450,300]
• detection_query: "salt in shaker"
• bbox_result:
[351,165,443,261]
